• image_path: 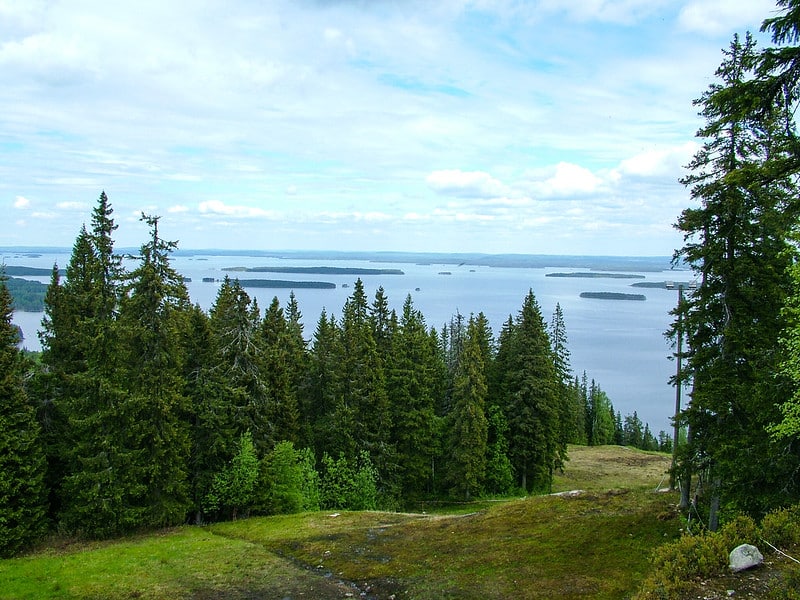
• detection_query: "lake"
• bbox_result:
[5,249,685,435]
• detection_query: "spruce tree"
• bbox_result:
[496,291,563,493]
[260,296,301,446]
[446,314,489,500]
[209,277,270,452]
[674,32,800,520]
[115,214,192,528]
[0,270,47,556]
[388,295,440,497]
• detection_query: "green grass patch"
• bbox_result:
[0,446,683,599]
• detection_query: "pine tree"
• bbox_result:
[0,270,47,556]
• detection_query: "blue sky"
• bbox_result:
[0,0,779,255]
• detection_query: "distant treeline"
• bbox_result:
[239,279,337,289]
[224,266,405,275]
[546,272,645,279]
[580,292,647,301]
[5,276,47,312]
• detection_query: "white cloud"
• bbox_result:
[527,163,605,198]
[13,195,30,209]
[613,142,699,179]
[677,0,776,36]
[538,0,672,24]
[198,200,276,218]
[56,201,87,211]
[168,205,190,213]
[427,169,510,198]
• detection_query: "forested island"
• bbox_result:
[580,292,647,301]
[546,272,645,279]
[223,265,405,275]
[239,279,337,289]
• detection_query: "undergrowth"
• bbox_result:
[634,505,800,599]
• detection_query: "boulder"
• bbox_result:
[729,544,763,572]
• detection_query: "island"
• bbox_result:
[239,279,336,289]
[546,272,645,279]
[222,266,404,275]
[580,292,646,301]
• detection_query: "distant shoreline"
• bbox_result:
[0,247,681,273]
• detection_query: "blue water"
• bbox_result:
[6,250,683,434]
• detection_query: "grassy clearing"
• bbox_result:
[0,446,681,599]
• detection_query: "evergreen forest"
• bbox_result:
[0,193,669,556]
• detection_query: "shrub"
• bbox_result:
[320,451,378,511]
[634,533,728,599]
[718,514,759,550]
[761,505,800,549]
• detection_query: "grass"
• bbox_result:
[0,446,680,599]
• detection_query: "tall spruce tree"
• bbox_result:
[115,214,192,528]
[183,303,236,523]
[388,295,440,497]
[673,32,800,521]
[54,194,129,536]
[260,296,301,446]
[334,279,395,495]
[209,277,270,453]
[0,270,47,556]
[496,291,563,493]
[446,314,489,500]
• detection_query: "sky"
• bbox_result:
[0,0,782,255]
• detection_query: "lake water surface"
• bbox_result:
[7,250,685,434]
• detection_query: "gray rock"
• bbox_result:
[729,544,763,572]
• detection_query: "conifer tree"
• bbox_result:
[389,295,440,497]
[496,291,563,492]
[54,194,128,536]
[334,279,395,495]
[446,314,489,500]
[260,296,301,446]
[674,32,800,519]
[209,277,270,452]
[115,214,192,528]
[183,303,236,523]
[0,270,47,556]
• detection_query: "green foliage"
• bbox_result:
[4,276,47,312]
[672,30,800,520]
[204,431,260,519]
[446,314,489,500]
[484,405,514,496]
[259,441,320,515]
[0,273,47,556]
[635,533,729,599]
[319,451,378,510]
[636,504,800,599]
[761,504,800,547]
